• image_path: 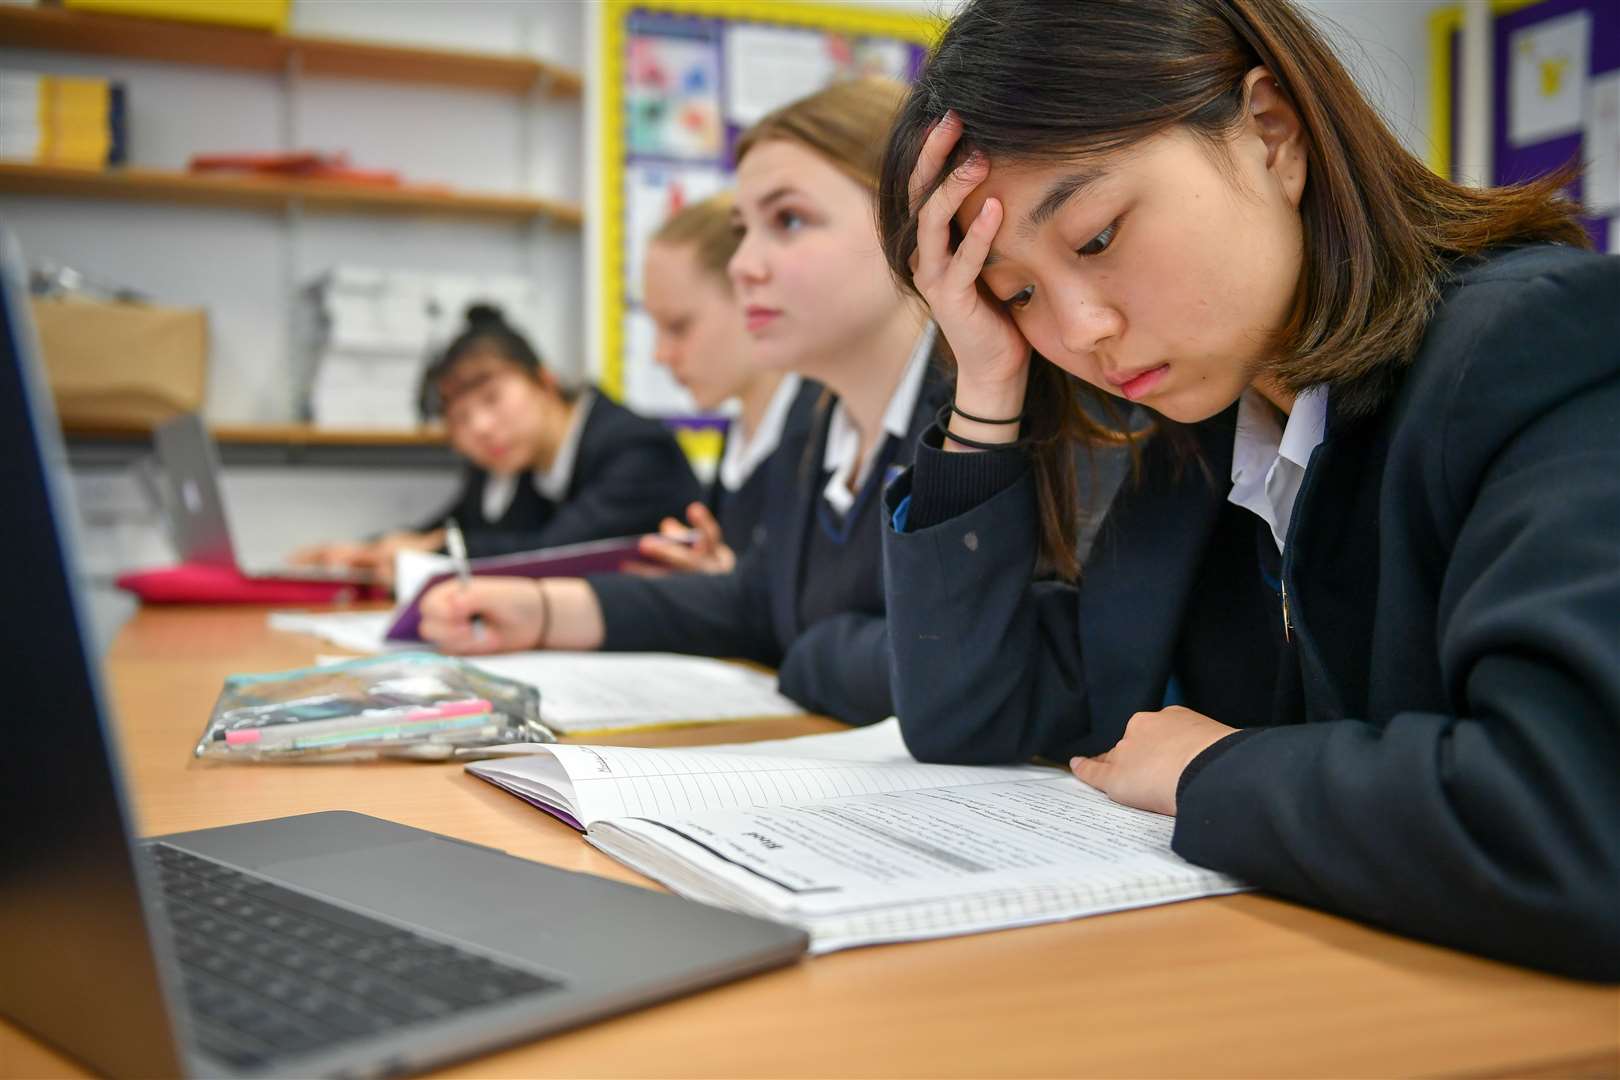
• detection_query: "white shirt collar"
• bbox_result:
[1227,384,1328,553]
[718,374,802,493]
[480,388,595,522]
[534,388,595,502]
[821,323,936,516]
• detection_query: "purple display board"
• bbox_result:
[1475,0,1620,251]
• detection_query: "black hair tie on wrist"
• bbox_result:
[933,403,1027,452]
[949,401,1023,425]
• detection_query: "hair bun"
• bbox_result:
[464,302,506,329]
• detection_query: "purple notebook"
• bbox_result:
[385,535,646,642]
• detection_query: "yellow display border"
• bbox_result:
[1426,0,1548,179]
[596,0,941,400]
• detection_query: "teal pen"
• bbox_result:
[285,710,495,751]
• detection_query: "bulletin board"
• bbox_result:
[595,0,940,416]
[1430,0,1620,251]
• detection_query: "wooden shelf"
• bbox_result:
[0,162,584,225]
[212,423,448,448]
[65,418,449,447]
[0,6,582,96]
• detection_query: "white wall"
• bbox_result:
[4,2,593,646]
[1,0,588,423]
[1299,0,1448,163]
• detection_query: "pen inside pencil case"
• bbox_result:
[222,698,493,748]
[275,711,497,751]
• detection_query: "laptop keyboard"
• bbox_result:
[145,842,562,1072]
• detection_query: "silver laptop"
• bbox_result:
[0,231,808,1079]
[152,411,375,583]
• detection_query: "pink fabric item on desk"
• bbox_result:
[116,563,382,605]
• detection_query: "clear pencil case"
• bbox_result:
[195,652,554,763]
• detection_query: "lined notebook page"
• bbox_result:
[588,776,1246,953]
[473,743,1053,826]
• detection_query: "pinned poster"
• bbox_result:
[1587,72,1620,216]
[1509,11,1591,147]
[627,33,724,161]
[724,25,836,127]
[623,161,726,304]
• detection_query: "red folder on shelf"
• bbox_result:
[187,151,402,186]
[116,563,382,605]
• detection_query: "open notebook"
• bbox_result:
[467,721,1247,953]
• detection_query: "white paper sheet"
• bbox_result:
[690,717,915,763]
[468,739,1052,826]
[1586,72,1620,216]
[268,610,396,654]
[464,651,804,733]
[392,549,454,614]
[723,25,834,126]
[590,776,1245,952]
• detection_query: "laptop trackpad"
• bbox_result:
[259,839,576,950]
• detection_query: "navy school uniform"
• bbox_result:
[419,389,702,559]
[881,246,1620,980]
[589,339,951,726]
[705,377,822,561]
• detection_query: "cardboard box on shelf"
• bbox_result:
[31,297,208,430]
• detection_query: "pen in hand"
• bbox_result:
[444,518,485,644]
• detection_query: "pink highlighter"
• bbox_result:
[225,698,493,748]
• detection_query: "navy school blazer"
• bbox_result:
[705,378,824,561]
[881,245,1620,980]
[419,391,702,559]
[590,364,952,726]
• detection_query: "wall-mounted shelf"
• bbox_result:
[64,419,457,469]
[64,418,449,446]
[0,162,584,225]
[0,6,582,96]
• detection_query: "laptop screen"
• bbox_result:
[0,231,185,1077]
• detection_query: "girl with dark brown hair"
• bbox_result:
[418,79,952,726]
[877,0,1619,978]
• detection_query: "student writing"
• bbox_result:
[420,79,950,726]
[877,0,1620,979]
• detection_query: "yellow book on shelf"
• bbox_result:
[64,0,290,32]
[45,76,110,167]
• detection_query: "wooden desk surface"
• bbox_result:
[4,606,1616,1078]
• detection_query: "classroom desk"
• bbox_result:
[3,606,1616,1079]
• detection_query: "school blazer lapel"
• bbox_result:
[1281,400,1388,723]
[767,401,827,648]
[1076,409,1236,745]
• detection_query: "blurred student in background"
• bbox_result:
[293,304,700,580]
[417,78,949,726]
[637,192,820,574]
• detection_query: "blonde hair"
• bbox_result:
[651,193,741,284]
[735,76,908,191]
